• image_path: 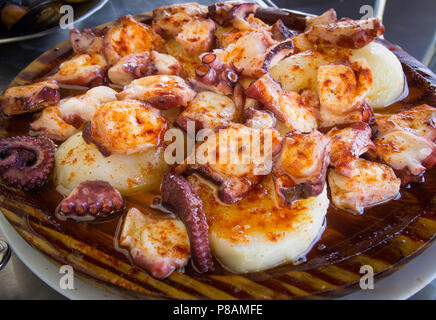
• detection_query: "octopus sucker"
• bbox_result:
[160,173,214,273]
[190,53,241,96]
[57,180,125,221]
[0,135,55,190]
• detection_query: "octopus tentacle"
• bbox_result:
[57,180,125,221]
[161,173,214,273]
[0,136,56,189]
[227,2,260,30]
[262,39,294,72]
[271,19,297,41]
[191,53,241,95]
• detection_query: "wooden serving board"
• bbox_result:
[1,9,436,300]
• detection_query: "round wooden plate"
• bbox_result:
[1,8,436,300]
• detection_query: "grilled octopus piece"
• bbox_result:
[175,91,240,133]
[326,122,375,177]
[208,1,260,30]
[116,75,196,110]
[305,8,337,31]
[70,28,105,54]
[161,173,214,273]
[375,105,436,142]
[52,53,108,88]
[152,3,207,38]
[0,135,55,190]
[176,18,216,56]
[306,15,385,49]
[108,51,181,86]
[83,100,167,156]
[57,180,124,221]
[176,123,282,203]
[1,80,60,116]
[262,39,295,72]
[208,1,241,26]
[215,31,293,77]
[227,2,260,30]
[244,108,277,130]
[30,106,79,142]
[328,159,401,214]
[317,59,374,128]
[103,15,164,66]
[273,130,331,206]
[370,119,436,186]
[120,207,190,279]
[58,86,117,128]
[271,19,297,41]
[216,31,273,77]
[245,73,317,132]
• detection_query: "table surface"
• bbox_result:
[0,0,435,300]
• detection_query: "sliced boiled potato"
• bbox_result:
[350,41,405,109]
[189,175,329,273]
[271,42,404,110]
[54,132,168,196]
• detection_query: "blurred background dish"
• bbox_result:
[0,0,108,43]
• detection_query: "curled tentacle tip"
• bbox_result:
[0,135,55,190]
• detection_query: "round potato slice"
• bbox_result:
[350,41,405,109]
[54,132,168,196]
[189,175,329,273]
